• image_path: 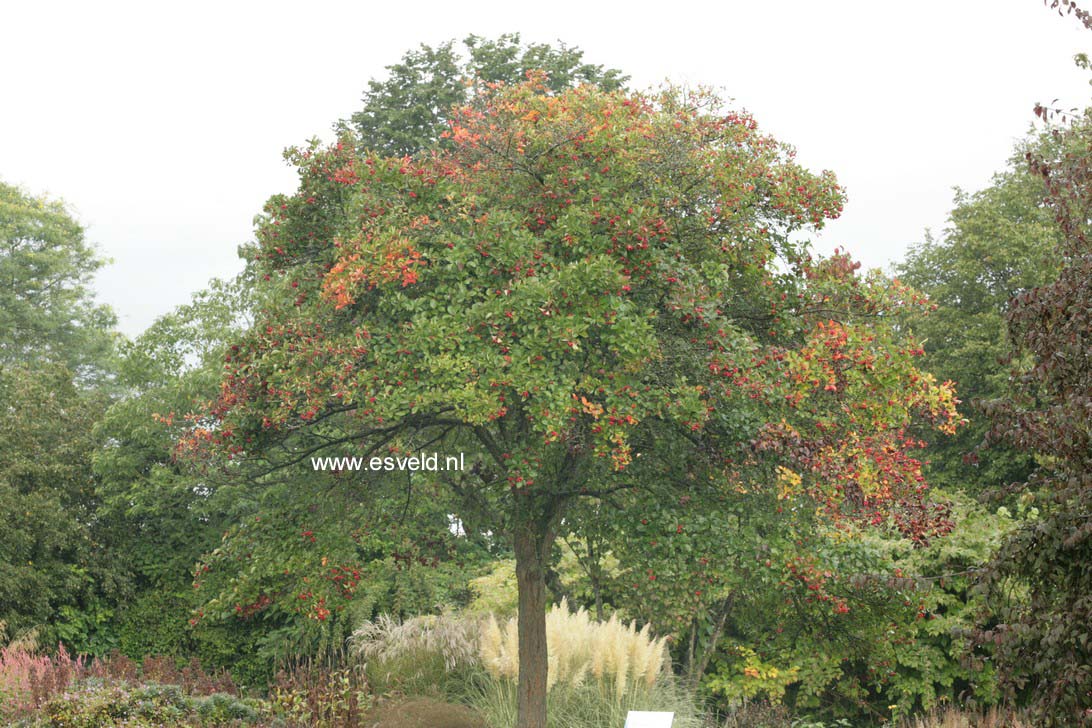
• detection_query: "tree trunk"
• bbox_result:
[589,537,604,622]
[688,595,732,688]
[513,520,552,728]
[593,577,604,623]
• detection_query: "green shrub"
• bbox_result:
[116,590,195,659]
[190,620,271,690]
[191,691,259,723]
[38,678,263,727]
[43,679,181,727]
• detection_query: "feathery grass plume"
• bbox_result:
[353,613,480,672]
[480,613,519,681]
[478,598,668,697]
[352,612,483,699]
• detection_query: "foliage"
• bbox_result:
[0,180,122,655]
[101,280,490,676]
[0,180,117,382]
[184,457,485,681]
[347,33,627,157]
[113,591,195,662]
[596,263,967,718]
[0,364,119,652]
[190,75,960,727]
[38,680,259,728]
[91,276,267,677]
[607,489,1015,721]
[881,494,1018,710]
[466,560,519,617]
[268,655,369,728]
[464,541,619,619]
[979,106,1092,724]
[0,639,241,727]
[896,135,1061,494]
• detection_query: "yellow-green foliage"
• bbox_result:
[704,644,800,705]
[479,599,667,700]
[466,560,518,617]
[467,544,621,620]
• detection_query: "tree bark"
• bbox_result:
[589,537,604,622]
[513,519,553,728]
[688,595,733,688]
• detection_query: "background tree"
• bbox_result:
[980,107,1092,725]
[90,277,261,670]
[0,179,121,651]
[896,139,1061,495]
[0,364,120,651]
[0,180,117,382]
[346,33,627,156]
[190,78,959,727]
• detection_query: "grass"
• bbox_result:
[351,612,483,701]
[353,602,701,728]
[480,598,668,697]
[896,705,1032,727]
[471,671,706,728]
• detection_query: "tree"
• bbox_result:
[0,180,117,381]
[346,33,627,156]
[979,108,1092,725]
[896,138,1061,494]
[91,277,255,664]
[0,363,119,651]
[0,180,121,652]
[189,79,958,727]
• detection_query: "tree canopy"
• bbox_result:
[347,33,627,156]
[979,110,1092,726]
[896,137,1061,495]
[189,77,959,727]
[0,180,117,382]
[0,180,120,651]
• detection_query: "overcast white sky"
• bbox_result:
[3,0,1090,337]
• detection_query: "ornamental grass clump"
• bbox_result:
[479,598,668,698]
[352,613,483,698]
[475,601,701,728]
